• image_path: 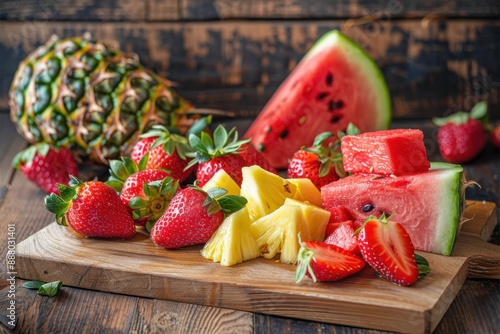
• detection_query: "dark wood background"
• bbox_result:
[0,0,499,120]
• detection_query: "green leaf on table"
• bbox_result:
[23,280,63,297]
[38,281,63,297]
[22,280,45,290]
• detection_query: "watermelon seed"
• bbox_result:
[329,100,344,111]
[330,115,342,123]
[326,73,333,86]
[258,144,265,152]
[317,92,329,100]
[362,204,374,212]
[280,129,288,139]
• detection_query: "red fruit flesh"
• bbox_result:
[296,241,365,282]
[357,217,419,286]
[341,129,430,176]
[67,181,135,238]
[491,125,500,148]
[437,119,487,163]
[151,187,224,249]
[324,221,360,255]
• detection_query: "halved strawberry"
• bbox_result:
[295,238,365,283]
[356,214,427,286]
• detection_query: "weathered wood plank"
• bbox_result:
[0,20,498,120]
[0,0,148,21]
[180,0,500,20]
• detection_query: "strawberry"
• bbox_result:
[150,186,247,249]
[295,237,365,283]
[239,142,278,174]
[489,124,500,148]
[106,157,179,228]
[130,125,195,182]
[13,143,78,195]
[433,101,488,164]
[356,214,427,286]
[287,125,359,190]
[44,176,136,238]
[186,124,251,186]
[324,220,360,255]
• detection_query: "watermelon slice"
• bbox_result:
[320,162,465,256]
[341,129,431,176]
[244,30,391,169]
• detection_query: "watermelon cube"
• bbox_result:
[320,162,464,255]
[341,129,430,176]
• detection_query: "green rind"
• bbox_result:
[429,162,464,256]
[305,30,392,130]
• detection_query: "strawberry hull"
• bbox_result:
[244,30,391,169]
[320,162,465,255]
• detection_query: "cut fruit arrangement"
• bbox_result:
[9,30,483,289]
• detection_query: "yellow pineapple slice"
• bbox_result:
[249,198,330,264]
[201,207,260,266]
[288,178,323,207]
[240,165,297,222]
[202,169,240,196]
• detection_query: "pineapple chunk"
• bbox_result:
[288,178,323,207]
[201,207,260,266]
[249,198,330,264]
[202,169,240,196]
[240,166,297,222]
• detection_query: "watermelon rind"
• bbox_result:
[428,162,464,255]
[305,30,391,131]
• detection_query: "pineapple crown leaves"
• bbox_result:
[432,101,488,127]
[301,123,360,178]
[44,175,83,226]
[185,124,251,168]
[13,142,53,169]
[294,233,317,283]
[189,184,248,217]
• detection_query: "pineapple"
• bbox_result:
[202,169,241,196]
[288,178,323,207]
[9,33,214,164]
[201,207,260,266]
[240,165,297,222]
[249,198,330,264]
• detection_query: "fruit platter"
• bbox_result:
[6,30,499,333]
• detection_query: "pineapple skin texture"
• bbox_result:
[9,34,196,164]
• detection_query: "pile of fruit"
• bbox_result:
[9,30,494,288]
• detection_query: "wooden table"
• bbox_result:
[0,112,498,333]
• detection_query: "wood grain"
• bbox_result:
[14,201,498,334]
[1,19,498,119]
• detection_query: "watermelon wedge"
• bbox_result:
[244,30,391,169]
[341,129,431,176]
[320,162,465,255]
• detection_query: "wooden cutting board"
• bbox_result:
[16,201,499,334]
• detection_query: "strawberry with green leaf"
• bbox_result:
[130,124,195,182]
[295,236,365,283]
[106,157,179,229]
[13,143,78,195]
[151,186,247,249]
[44,176,136,239]
[433,101,488,164]
[356,214,429,286]
[186,125,251,186]
[287,123,360,189]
